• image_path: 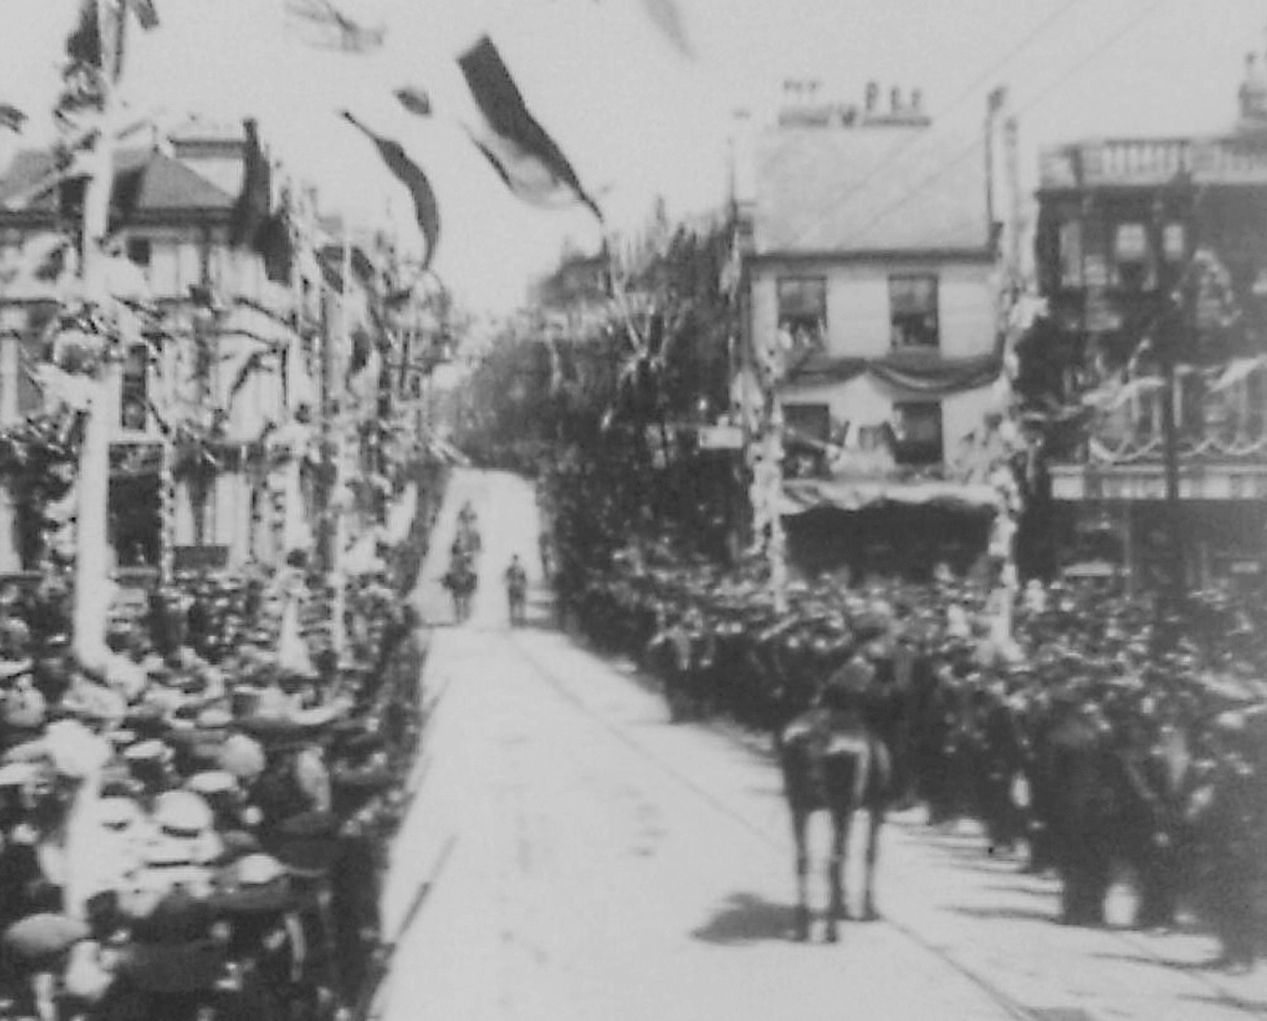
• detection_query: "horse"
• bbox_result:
[442,558,478,623]
[777,656,894,942]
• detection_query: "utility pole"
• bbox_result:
[73,0,128,673]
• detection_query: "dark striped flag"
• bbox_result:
[0,104,26,134]
[456,35,602,222]
[340,112,440,269]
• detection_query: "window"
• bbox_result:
[889,274,939,348]
[891,402,943,465]
[776,277,827,353]
[1058,220,1083,287]
[1113,222,1154,290]
[126,237,151,268]
[1162,223,1186,263]
[1114,223,1148,262]
[120,344,148,431]
[783,403,830,444]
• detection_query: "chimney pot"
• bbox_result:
[890,86,902,113]
[865,81,879,112]
[911,88,923,112]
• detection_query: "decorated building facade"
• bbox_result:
[735,82,1012,577]
[0,116,390,579]
[1030,45,1267,586]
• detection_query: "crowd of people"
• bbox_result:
[557,550,1267,970]
[0,478,445,1020]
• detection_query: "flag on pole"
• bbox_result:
[0,104,27,134]
[285,0,386,53]
[340,112,440,269]
[456,35,603,222]
[987,86,1008,116]
[230,119,271,248]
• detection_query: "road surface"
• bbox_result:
[377,468,1267,1021]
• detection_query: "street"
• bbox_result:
[377,469,1267,1021]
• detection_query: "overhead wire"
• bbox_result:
[828,0,1176,257]
[783,0,1087,251]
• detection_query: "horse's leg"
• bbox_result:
[790,806,811,941]
[861,806,884,921]
[826,805,852,942]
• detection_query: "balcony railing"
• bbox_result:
[1057,357,1267,468]
[1040,137,1267,189]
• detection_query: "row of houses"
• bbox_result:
[729,40,1267,585]
[0,115,440,581]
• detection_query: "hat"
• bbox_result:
[0,761,41,787]
[218,733,266,782]
[185,770,237,797]
[97,796,143,831]
[124,739,172,766]
[195,707,232,730]
[153,790,214,838]
[2,913,91,964]
[3,685,46,730]
[44,720,112,778]
[0,657,33,683]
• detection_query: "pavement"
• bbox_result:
[375,468,1267,1021]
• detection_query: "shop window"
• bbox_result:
[1058,220,1083,287]
[892,402,943,465]
[120,344,149,431]
[889,274,939,348]
[776,277,827,352]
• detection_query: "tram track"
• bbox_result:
[505,628,1267,1021]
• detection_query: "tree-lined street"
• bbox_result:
[378,469,1267,1021]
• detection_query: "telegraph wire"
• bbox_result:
[817,0,1176,258]
[785,0,1086,252]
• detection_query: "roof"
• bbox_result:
[0,146,236,216]
[752,125,991,256]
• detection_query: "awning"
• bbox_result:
[782,477,999,515]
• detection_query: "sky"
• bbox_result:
[1,0,1266,314]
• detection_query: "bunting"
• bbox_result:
[0,104,27,134]
[638,0,694,59]
[456,35,602,221]
[340,112,440,269]
[284,0,385,53]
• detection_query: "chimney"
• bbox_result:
[890,86,902,113]
[910,88,923,114]
[865,81,879,113]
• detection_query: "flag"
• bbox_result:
[457,35,602,222]
[987,86,1007,116]
[340,112,440,269]
[0,104,27,134]
[230,119,271,249]
[639,0,694,59]
[393,86,432,118]
[127,0,159,30]
[285,0,385,53]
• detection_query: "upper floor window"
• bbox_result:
[126,237,152,268]
[1058,220,1083,287]
[889,274,939,349]
[891,401,943,465]
[1162,222,1186,263]
[776,277,826,353]
[1113,222,1155,291]
[783,403,830,444]
[120,344,149,431]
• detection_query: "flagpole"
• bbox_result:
[331,220,352,662]
[73,0,126,673]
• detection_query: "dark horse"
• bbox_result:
[778,657,894,942]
